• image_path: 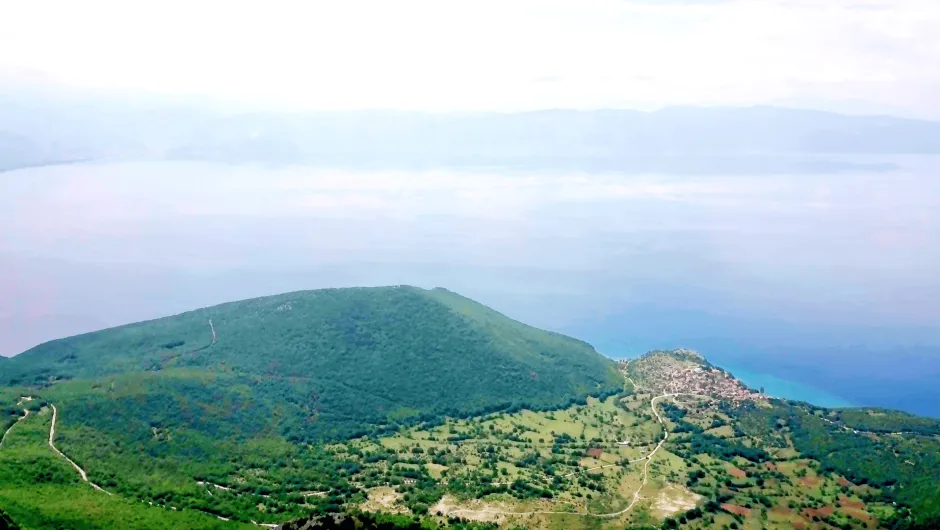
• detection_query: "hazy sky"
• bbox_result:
[1,0,939,115]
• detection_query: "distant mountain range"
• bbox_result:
[1,85,938,173]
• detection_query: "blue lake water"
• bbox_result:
[701,363,853,408]
[1,159,938,416]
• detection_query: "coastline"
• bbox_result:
[612,354,854,408]
[718,362,854,408]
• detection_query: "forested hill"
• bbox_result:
[1,286,622,441]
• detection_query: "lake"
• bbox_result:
[1,159,938,416]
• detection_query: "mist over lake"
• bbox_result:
[2,158,939,416]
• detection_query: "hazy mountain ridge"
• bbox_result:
[2,87,939,173]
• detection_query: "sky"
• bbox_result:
[1,0,939,116]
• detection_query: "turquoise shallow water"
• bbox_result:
[716,363,854,408]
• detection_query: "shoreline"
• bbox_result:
[611,353,853,408]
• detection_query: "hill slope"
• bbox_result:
[3,343,939,528]
[271,349,940,530]
[1,286,621,441]
[0,286,620,526]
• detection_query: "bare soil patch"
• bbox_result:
[720,503,752,517]
[803,505,835,519]
[839,495,865,510]
[360,487,407,514]
[650,483,702,519]
[727,465,747,479]
[432,495,518,524]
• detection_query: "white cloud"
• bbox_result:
[0,0,938,115]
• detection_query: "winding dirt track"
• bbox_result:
[451,392,712,520]
[49,404,113,495]
[39,321,257,523]
[0,409,29,448]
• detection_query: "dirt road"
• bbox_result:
[450,391,708,520]
[0,409,29,448]
[49,404,112,495]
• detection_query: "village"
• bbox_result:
[620,350,764,403]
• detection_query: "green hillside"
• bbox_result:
[3,327,940,529]
[0,287,621,526]
[0,402,250,530]
[2,286,620,441]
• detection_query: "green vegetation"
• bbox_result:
[0,287,621,527]
[622,349,939,530]
[279,511,501,530]
[729,400,940,529]
[364,393,646,511]
[0,403,251,529]
[832,408,940,436]
[2,287,619,443]
[0,508,20,530]
[2,299,939,529]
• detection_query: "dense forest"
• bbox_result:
[2,287,621,442]
[0,287,622,527]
